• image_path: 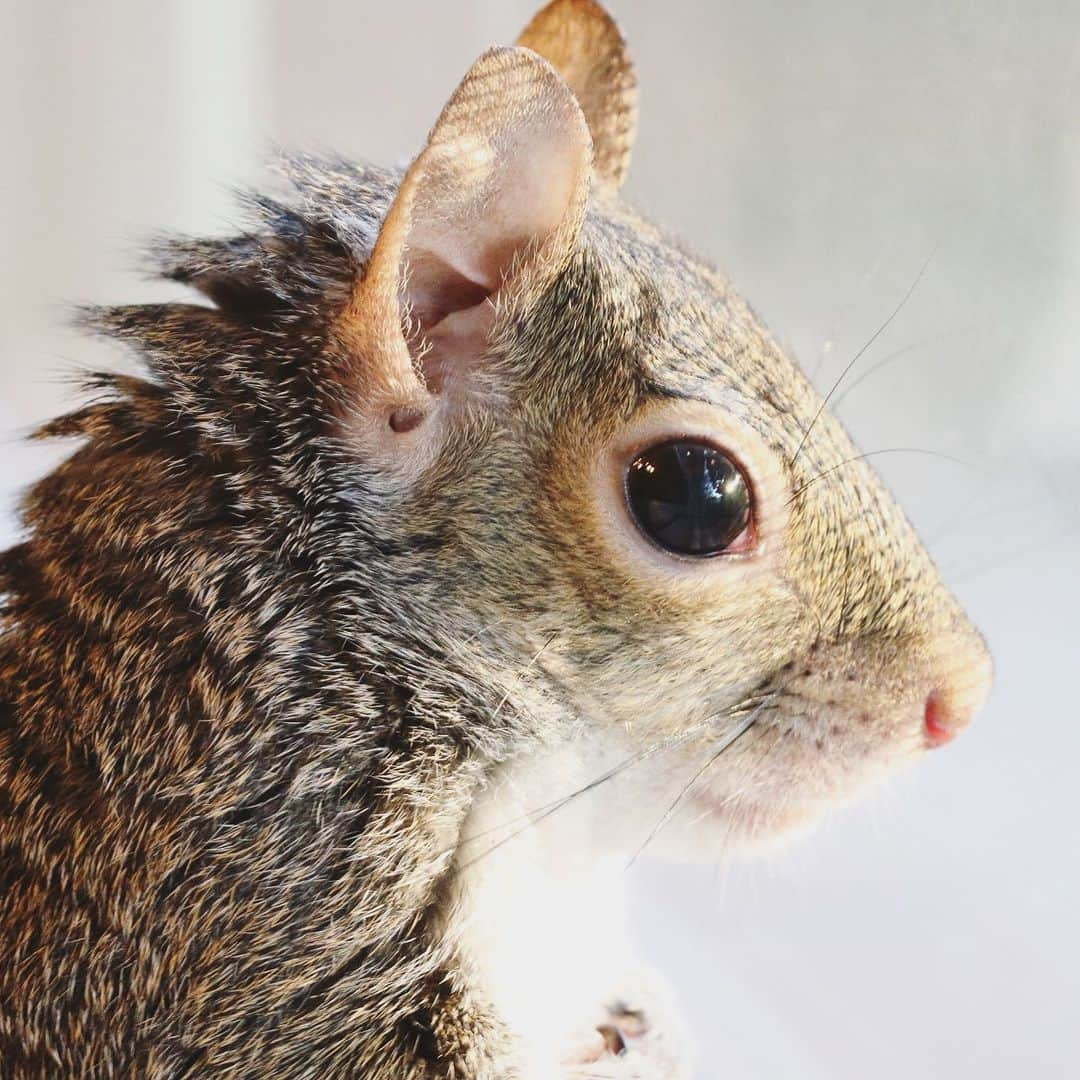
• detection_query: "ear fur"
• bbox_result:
[517,0,637,192]
[335,46,592,469]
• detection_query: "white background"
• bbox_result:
[3,3,1078,1077]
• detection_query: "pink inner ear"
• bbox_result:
[340,47,590,437]
[401,250,497,396]
[406,251,493,332]
[390,82,589,404]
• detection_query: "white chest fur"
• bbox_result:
[447,740,643,1076]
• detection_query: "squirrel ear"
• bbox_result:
[517,0,637,192]
[335,46,591,464]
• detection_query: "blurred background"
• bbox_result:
[2,2,1077,1076]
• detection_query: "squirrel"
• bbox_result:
[0,1,992,1077]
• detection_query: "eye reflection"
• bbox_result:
[625,440,752,556]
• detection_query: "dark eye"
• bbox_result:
[625,440,753,557]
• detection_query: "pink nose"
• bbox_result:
[920,629,993,749]
[924,692,957,746]
[924,681,993,747]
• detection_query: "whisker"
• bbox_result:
[809,239,895,382]
[831,323,979,408]
[487,630,560,725]
[453,693,773,871]
[787,447,971,506]
[625,697,774,867]
[412,617,510,696]
[791,245,938,467]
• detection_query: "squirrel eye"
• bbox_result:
[625,440,753,557]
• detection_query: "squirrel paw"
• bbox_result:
[561,974,693,1079]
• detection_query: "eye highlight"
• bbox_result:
[624,440,753,557]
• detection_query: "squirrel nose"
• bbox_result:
[924,691,961,746]
[922,634,993,748]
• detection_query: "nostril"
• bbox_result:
[924,691,958,748]
[919,629,993,749]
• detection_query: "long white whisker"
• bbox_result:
[625,696,776,868]
[453,693,774,870]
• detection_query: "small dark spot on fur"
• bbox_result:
[172,1047,207,1079]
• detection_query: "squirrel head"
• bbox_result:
[110,0,990,853]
